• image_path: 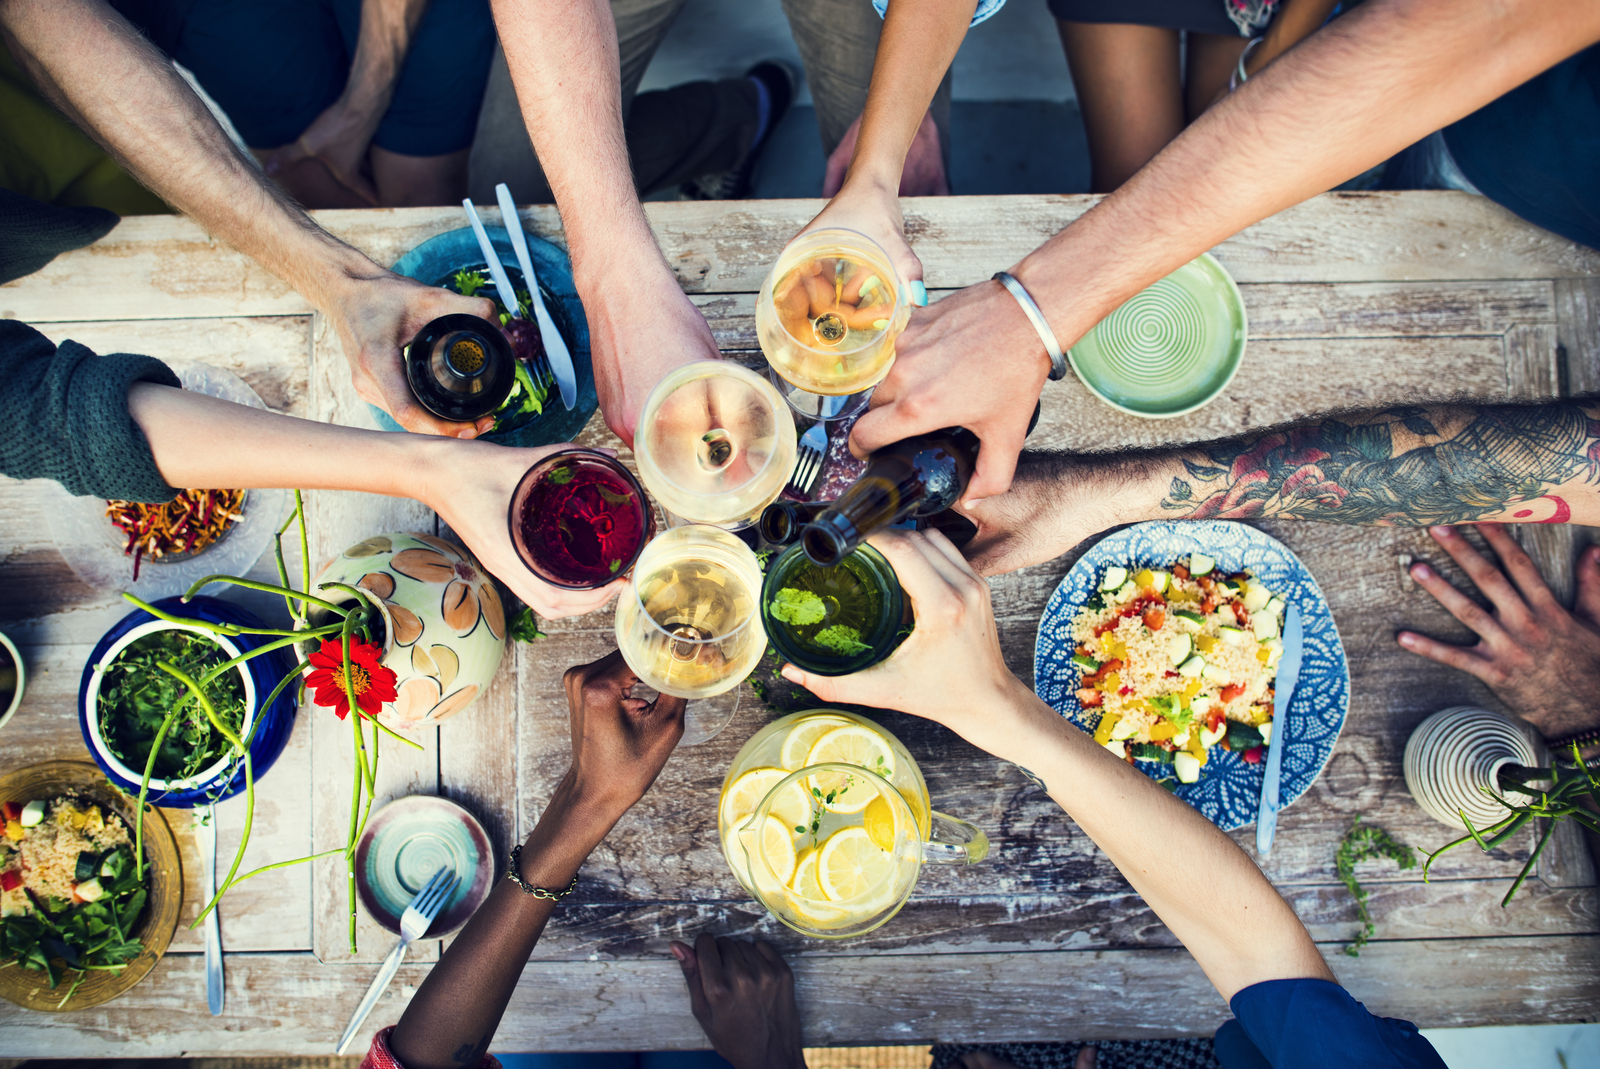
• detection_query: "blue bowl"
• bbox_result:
[78,596,299,807]
[370,225,599,445]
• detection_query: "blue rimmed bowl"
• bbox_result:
[1034,520,1349,831]
[372,225,599,445]
[78,596,299,807]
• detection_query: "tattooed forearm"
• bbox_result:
[1159,401,1600,526]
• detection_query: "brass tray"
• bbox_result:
[0,760,181,1011]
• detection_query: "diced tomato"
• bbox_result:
[1196,575,1215,591]
[0,869,20,892]
[1234,607,1250,628]
[1118,686,1133,696]
[1220,683,1247,704]
[1077,688,1105,707]
[1143,606,1165,632]
[1082,658,1124,685]
[1076,644,1095,658]
[1201,594,1219,614]
[1172,563,1190,581]
[1093,618,1121,638]
[1205,709,1226,733]
[1242,746,1264,764]
[0,803,19,823]
[1164,670,1180,678]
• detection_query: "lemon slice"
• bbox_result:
[780,714,855,770]
[789,848,828,901]
[805,724,896,813]
[862,794,899,852]
[817,826,895,901]
[721,767,811,832]
[730,814,798,893]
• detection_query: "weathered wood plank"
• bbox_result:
[25,315,313,417]
[1556,277,1600,393]
[693,280,1559,350]
[4,194,1596,327]
[0,936,1594,1055]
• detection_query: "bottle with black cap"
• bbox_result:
[404,313,516,423]
[801,426,980,567]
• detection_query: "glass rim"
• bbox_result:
[628,523,759,646]
[506,447,654,591]
[634,361,793,506]
[760,541,905,673]
[762,227,909,357]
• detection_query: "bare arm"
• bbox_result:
[802,0,978,284]
[786,531,1333,1001]
[852,0,1600,499]
[962,398,1600,574]
[0,0,495,436]
[261,0,432,202]
[387,651,685,1069]
[125,384,625,617]
[490,0,719,446]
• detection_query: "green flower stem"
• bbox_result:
[1501,818,1557,907]
[296,490,310,596]
[188,848,347,928]
[363,711,422,750]
[132,703,185,879]
[121,593,329,639]
[155,662,244,752]
[182,575,345,615]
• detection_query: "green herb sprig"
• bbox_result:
[1335,817,1415,956]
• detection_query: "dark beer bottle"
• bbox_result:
[759,501,833,547]
[801,427,980,566]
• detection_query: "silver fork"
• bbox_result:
[786,420,827,499]
[335,866,461,1054]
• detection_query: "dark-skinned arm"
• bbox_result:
[386,651,684,1069]
[962,398,1600,575]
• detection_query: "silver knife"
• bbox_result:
[196,804,224,1014]
[1255,601,1304,857]
[496,183,577,411]
[462,199,523,325]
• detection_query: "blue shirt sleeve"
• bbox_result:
[1216,979,1447,1069]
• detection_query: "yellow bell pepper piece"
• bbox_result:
[1149,721,1179,741]
[1094,712,1121,745]
[1134,569,1155,590]
[3,821,22,842]
[1099,672,1121,693]
[1257,647,1271,663]
[1183,678,1203,699]
[1195,635,1216,654]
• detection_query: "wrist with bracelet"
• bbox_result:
[505,844,579,900]
[992,271,1068,382]
[1229,37,1265,93]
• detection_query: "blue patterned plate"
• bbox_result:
[1034,520,1349,831]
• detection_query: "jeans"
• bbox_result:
[469,0,761,202]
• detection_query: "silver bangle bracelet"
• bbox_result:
[1230,36,1264,93]
[992,271,1068,381]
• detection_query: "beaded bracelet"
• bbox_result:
[1545,726,1600,754]
[506,845,579,900]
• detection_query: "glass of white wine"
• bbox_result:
[614,524,767,744]
[755,228,911,422]
[633,361,797,529]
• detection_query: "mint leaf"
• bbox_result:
[814,625,871,656]
[769,588,826,626]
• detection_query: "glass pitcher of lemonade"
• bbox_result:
[718,710,988,939]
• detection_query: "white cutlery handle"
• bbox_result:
[335,938,409,1055]
[198,808,224,1015]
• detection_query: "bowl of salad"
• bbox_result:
[1034,520,1349,831]
[372,226,598,446]
[0,760,180,1011]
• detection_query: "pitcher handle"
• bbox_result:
[921,810,989,865]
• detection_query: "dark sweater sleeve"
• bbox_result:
[0,319,181,502]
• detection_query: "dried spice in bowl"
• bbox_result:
[106,488,245,580]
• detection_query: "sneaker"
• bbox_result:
[681,60,799,201]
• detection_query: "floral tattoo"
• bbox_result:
[1159,402,1600,526]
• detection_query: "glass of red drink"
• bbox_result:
[508,449,655,589]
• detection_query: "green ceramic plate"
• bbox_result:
[355,795,493,938]
[1067,253,1246,419]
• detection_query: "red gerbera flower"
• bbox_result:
[306,638,399,720]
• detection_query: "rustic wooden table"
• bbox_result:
[0,193,1597,1056]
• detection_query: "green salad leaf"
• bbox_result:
[813,625,871,656]
[0,836,148,992]
[96,631,246,780]
[769,588,827,626]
